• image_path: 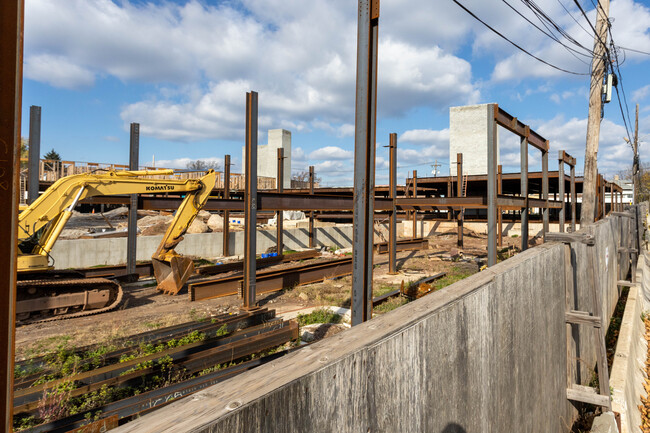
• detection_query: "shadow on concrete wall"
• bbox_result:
[332,227,352,246]
[283,229,308,249]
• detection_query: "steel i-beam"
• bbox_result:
[244,91,258,309]
[351,0,379,326]
[0,0,23,426]
[457,153,463,247]
[520,130,529,249]
[127,123,139,275]
[558,151,565,232]
[276,148,284,254]
[487,104,498,266]
[223,154,231,256]
[542,143,549,240]
[388,133,397,274]
[309,165,315,248]
[27,105,41,204]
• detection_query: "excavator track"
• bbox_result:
[16,277,123,325]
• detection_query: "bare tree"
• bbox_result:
[291,170,321,184]
[186,159,221,171]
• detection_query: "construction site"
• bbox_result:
[2,1,650,433]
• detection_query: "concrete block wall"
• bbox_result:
[449,103,499,176]
[114,208,645,433]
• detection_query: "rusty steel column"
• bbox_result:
[497,164,503,247]
[542,144,549,241]
[127,123,139,275]
[457,153,463,247]
[571,163,576,231]
[388,133,397,274]
[446,180,452,220]
[487,104,498,266]
[276,149,284,254]
[412,170,417,240]
[351,0,379,326]
[520,133,529,250]
[0,0,23,427]
[309,165,315,248]
[558,151,565,232]
[27,105,41,204]
[243,91,258,310]
[222,154,230,256]
[601,176,606,218]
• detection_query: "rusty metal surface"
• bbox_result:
[375,238,428,254]
[0,0,23,427]
[196,250,319,275]
[189,257,353,301]
[223,154,231,256]
[388,133,397,274]
[244,91,258,309]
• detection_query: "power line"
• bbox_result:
[616,45,650,56]
[501,0,592,63]
[452,0,589,75]
[556,0,596,39]
[571,0,610,55]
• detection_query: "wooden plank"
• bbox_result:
[566,386,610,407]
[617,247,638,254]
[617,280,634,287]
[565,312,601,327]
[545,232,595,245]
[611,211,634,218]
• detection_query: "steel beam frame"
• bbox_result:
[243,91,258,309]
[351,0,379,326]
[412,170,418,240]
[542,143,549,240]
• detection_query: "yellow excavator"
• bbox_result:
[17,168,217,323]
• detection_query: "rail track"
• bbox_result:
[14,308,298,432]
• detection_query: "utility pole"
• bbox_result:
[581,0,610,225]
[431,160,441,177]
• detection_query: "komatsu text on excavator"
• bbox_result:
[17,169,217,323]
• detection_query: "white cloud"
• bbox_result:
[400,128,449,145]
[632,84,650,102]
[309,146,353,160]
[24,54,94,89]
[26,0,480,142]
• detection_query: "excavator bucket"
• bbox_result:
[153,256,195,295]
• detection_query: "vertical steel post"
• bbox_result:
[571,164,576,231]
[412,170,417,240]
[222,154,230,256]
[601,176,606,218]
[243,91,258,309]
[388,133,397,274]
[457,153,463,247]
[487,104,498,266]
[609,183,613,215]
[497,164,503,247]
[520,133,529,250]
[0,1,22,427]
[309,165,315,248]
[27,105,41,204]
[276,149,284,254]
[351,0,379,326]
[542,143,549,241]
[558,151,565,232]
[447,181,452,220]
[127,123,139,275]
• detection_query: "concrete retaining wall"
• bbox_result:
[115,208,645,433]
[51,225,358,269]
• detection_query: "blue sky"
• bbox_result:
[20,0,650,186]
